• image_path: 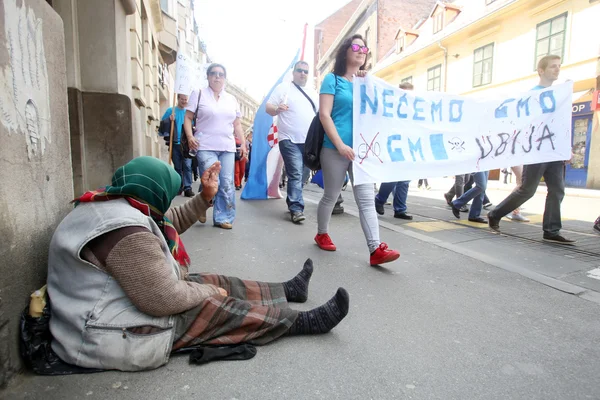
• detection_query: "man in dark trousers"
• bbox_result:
[487,55,574,244]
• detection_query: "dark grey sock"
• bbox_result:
[283,258,313,303]
[288,288,350,335]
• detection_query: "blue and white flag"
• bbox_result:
[242,50,300,200]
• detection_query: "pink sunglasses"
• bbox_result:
[350,44,369,54]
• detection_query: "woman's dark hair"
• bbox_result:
[333,34,367,76]
[207,63,227,78]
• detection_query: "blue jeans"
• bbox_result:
[375,181,410,213]
[279,140,310,213]
[172,144,192,191]
[452,171,488,219]
[197,150,236,224]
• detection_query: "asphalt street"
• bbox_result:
[4,182,600,400]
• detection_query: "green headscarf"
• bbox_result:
[74,156,191,268]
[98,156,181,214]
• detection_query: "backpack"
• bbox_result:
[303,76,338,171]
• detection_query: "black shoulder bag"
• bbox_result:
[302,76,338,171]
[180,90,202,159]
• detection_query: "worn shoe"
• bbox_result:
[394,212,413,220]
[468,217,487,223]
[370,243,400,266]
[451,204,461,219]
[417,185,422,190]
[214,222,233,230]
[291,212,306,223]
[483,202,493,210]
[487,212,500,230]
[444,193,453,206]
[332,204,344,215]
[184,189,195,198]
[460,206,469,213]
[375,202,385,215]
[235,186,242,191]
[315,233,336,251]
[543,234,576,245]
[507,213,530,222]
[426,185,431,190]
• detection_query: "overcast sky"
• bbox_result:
[195,0,351,101]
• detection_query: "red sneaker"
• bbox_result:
[370,243,400,266]
[314,233,336,251]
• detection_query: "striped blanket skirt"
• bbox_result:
[172,273,299,350]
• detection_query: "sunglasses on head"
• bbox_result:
[295,68,309,74]
[350,44,369,54]
[209,71,225,78]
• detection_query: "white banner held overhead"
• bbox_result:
[174,53,207,95]
[352,75,573,185]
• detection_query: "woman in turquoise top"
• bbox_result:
[314,34,400,267]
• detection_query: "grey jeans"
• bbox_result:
[447,174,470,199]
[490,161,565,236]
[317,147,380,253]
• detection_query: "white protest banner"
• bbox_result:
[352,75,573,185]
[174,53,207,95]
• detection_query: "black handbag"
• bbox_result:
[303,76,338,171]
[303,113,326,171]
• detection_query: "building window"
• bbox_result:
[396,35,405,53]
[160,0,169,12]
[160,0,175,17]
[535,13,567,68]
[433,12,444,34]
[365,27,370,47]
[427,65,442,91]
[186,17,193,43]
[473,43,494,87]
[401,76,412,84]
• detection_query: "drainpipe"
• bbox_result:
[438,41,448,92]
[376,0,379,64]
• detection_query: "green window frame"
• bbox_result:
[535,13,567,69]
[427,65,441,91]
[473,43,494,87]
[401,76,412,84]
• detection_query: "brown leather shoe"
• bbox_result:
[215,222,233,230]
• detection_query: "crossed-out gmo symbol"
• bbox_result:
[358,132,383,164]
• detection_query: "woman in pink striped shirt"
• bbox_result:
[184,64,247,229]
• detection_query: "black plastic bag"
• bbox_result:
[20,299,102,375]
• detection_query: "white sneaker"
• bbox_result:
[508,213,529,222]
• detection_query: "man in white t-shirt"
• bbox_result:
[266,61,318,223]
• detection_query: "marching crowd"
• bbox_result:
[33,34,593,375]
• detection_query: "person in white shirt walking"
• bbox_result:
[266,61,318,223]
